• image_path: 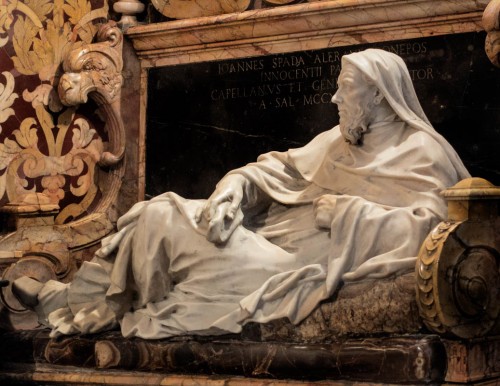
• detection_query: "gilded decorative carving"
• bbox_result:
[416,220,463,334]
[0,71,18,131]
[58,21,125,167]
[0,106,105,223]
[0,0,111,223]
[0,0,43,48]
[416,178,500,339]
[0,1,127,330]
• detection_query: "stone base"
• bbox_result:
[256,274,421,342]
[0,364,429,386]
[0,331,498,385]
[0,331,445,384]
[445,337,500,383]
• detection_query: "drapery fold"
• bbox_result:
[33,49,469,339]
[37,121,464,339]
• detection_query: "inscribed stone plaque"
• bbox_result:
[146,32,500,199]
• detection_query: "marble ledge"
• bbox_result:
[126,0,487,68]
[0,366,398,386]
[0,332,447,384]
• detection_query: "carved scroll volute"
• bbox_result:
[58,21,125,167]
[416,178,500,339]
[483,0,500,67]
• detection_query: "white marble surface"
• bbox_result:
[21,49,470,339]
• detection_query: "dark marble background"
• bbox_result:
[146,32,500,199]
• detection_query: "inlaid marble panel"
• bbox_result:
[0,0,114,225]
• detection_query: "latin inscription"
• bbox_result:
[210,42,432,110]
[147,31,500,198]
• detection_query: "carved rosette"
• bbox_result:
[416,178,500,339]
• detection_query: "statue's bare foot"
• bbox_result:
[12,276,43,308]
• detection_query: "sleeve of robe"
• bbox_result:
[227,126,462,293]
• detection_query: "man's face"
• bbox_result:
[331,64,377,145]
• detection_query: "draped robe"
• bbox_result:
[36,119,465,339]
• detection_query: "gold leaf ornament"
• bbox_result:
[0,71,19,131]
[0,138,23,170]
[23,0,54,23]
[11,16,40,76]
[72,118,98,150]
[0,0,17,48]
[23,84,64,113]
[12,0,106,85]
[63,0,96,44]
[0,0,46,48]
[63,0,92,25]
[13,118,39,149]
[0,4,117,224]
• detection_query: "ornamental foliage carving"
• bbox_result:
[0,1,126,329]
[0,0,115,225]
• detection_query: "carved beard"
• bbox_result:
[339,100,375,145]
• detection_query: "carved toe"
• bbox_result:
[12,276,43,308]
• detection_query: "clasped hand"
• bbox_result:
[313,194,338,229]
[195,174,247,244]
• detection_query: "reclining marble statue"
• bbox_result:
[12,49,470,339]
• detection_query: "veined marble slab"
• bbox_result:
[126,0,487,68]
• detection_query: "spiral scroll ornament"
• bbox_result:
[416,178,500,339]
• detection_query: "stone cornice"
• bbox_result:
[126,0,487,67]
